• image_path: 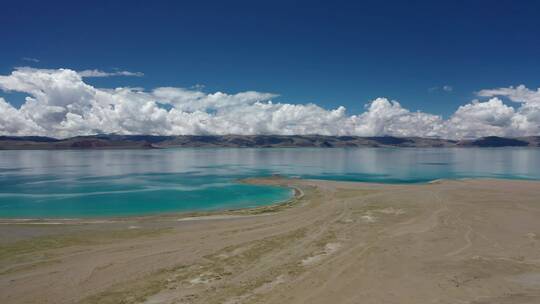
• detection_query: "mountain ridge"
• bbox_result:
[0,135,539,149]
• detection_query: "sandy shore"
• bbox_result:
[2,177,540,303]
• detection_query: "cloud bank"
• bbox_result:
[0,67,539,139]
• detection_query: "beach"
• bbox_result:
[2,177,540,303]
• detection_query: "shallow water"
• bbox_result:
[0,148,539,218]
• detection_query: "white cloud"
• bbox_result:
[442,85,453,92]
[0,98,43,135]
[0,68,538,139]
[477,85,540,104]
[21,57,40,63]
[77,69,144,78]
[445,98,516,138]
[474,85,540,136]
[152,87,277,112]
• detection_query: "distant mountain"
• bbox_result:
[0,136,59,142]
[0,135,538,150]
[457,136,533,147]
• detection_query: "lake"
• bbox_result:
[1,148,539,218]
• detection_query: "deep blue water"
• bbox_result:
[0,148,539,218]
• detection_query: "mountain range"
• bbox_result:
[0,135,539,149]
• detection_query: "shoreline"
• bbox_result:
[2,177,540,303]
[1,176,539,223]
[0,180,304,224]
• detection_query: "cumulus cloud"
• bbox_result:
[473,85,540,136]
[152,87,278,112]
[77,69,144,78]
[477,85,540,104]
[0,67,538,139]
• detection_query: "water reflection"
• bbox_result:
[0,148,539,217]
[1,148,539,181]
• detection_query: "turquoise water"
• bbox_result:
[1,148,539,218]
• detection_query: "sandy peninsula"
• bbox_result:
[2,177,540,303]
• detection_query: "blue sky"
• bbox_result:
[2,0,540,117]
[1,0,539,139]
